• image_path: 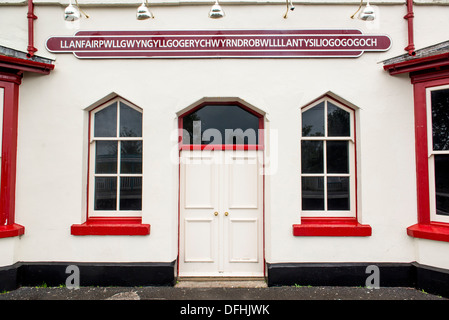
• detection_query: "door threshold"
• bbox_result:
[178,276,266,281]
[175,277,267,288]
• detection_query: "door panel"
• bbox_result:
[228,218,259,263]
[184,218,216,262]
[228,153,259,209]
[184,153,215,209]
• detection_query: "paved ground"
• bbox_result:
[0,280,446,300]
[1,281,446,318]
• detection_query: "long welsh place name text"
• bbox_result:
[58,37,379,50]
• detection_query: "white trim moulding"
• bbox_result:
[1,0,449,6]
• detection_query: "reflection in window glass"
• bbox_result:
[435,154,449,216]
[327,141,349,174]
[95,177,117,210]
[120,177,142,210]
[120,103,142,137]
[182,105,260,145]
[121,141,142,174]
[328,102,350,137]
[95,141,117,174]
[302,177,324,210]
[327,177,350,210]
[94,103,117,137]
[302,102,324,137]
[301,141,323,174]
[431,89,449,151]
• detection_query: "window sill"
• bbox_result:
[71,218,150,236]
[0,223,25,239]
[407,222,449,243]
[292,218,372,237]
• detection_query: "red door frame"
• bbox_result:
[176,101,266,277]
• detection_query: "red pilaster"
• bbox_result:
[0,72,24,237]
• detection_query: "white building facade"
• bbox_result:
[0,0,449,296]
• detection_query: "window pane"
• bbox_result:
[120,103,142,137]
[121,141,142,174]
[328,102,350,137]
[327,141,349,174]
[327,177,350,210]
[431,89,449,151]
[435,155,449,216]
[302,102,324,137]
[95,141,117,174]
[302,177,324,210]
[120,177,142,210]
[182,105,260,145]
[94,177,117,210]
[301,140,323,173]
[94,102,117,137]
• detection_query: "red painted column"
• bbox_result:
[412,81,431,225]
[0,73,22,228]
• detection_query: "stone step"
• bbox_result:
[175,277,267,288]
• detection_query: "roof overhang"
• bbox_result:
[383,41,449,76]
[0,45,54,75]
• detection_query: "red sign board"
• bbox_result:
[46,29,391,59]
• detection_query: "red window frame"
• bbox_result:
[407,70,449,242]
[71,96,149,236]
[0,74,25,238]
[178,101,265,151]
[293,93,371,237]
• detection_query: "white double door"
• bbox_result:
[179,150,264,277]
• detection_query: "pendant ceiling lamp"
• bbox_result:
[64,0,80,21]
[208,0,225,19]
[136,0,154,20]
[358,1,375,21]
[351,0,375,21]
[64,0,89,21]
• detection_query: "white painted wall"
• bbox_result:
[0,2,448,273]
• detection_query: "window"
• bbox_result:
[383,45,449,242]
[405,72,449,242]
[0,77,25,238]
[71,96,149,236]
[427,85,449,224]
[294,93,371,237]
[300,98,356,217]
[180,102,263,150]
[90,99,143,217]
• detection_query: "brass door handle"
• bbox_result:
[214,212,219,216]
[225,212,229,216]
